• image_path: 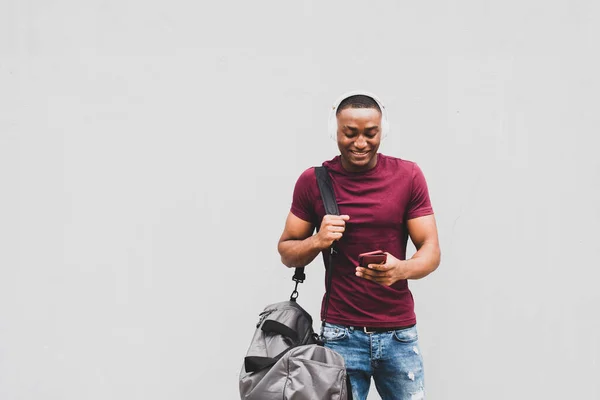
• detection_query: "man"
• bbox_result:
[277,91,440,400]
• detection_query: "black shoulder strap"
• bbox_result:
[315,166,338,323]
[314,166,339,216]
[290,167,339,323]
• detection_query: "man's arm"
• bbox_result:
[355,214,441,285]
[278,212,350,269]
[402,214,441,279]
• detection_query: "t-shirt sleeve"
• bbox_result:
[406,163,434,220]
[290,168,318,225]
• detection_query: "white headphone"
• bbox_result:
[328,90,390,141]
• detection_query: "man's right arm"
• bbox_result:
[277,212,350,269]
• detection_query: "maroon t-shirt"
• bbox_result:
[290,154,434,327]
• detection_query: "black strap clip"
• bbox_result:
[290,268,306,301]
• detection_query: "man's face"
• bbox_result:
[336,107,382,172]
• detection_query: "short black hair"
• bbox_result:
[336,95,381,115]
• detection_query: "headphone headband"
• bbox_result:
[328,91,390,140]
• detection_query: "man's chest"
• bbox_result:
[314,177,412,242]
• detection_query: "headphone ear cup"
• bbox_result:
[328,106,337,141]
[381,115,389,139]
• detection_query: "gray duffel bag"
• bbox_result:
[239,300,349,400]
[239,166,350,400]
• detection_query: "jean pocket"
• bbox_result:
[392,325,418,343]
[321,324,348,342]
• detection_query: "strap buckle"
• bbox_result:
[290,280,301,301]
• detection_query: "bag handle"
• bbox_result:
[261,320,299,343]
[244,320,303,373]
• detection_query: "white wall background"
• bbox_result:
[1,0,599,399]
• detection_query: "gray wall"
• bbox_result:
[2,0,599,399]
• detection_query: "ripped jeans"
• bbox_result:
[322,323,425,400]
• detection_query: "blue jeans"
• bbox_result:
[322,322,425,400]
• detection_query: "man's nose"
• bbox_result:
[355,135,367,148]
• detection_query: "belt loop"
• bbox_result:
[363,327,375,334]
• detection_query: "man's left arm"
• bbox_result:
[355,214,441,285]
[400,214,441,279]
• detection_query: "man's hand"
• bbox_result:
[355,252,408,286]
[355,215,441,283]
[278,212,350,269]
[315,215,350,250]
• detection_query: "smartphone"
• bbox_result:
[358,250,387,267]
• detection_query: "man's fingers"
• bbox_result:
[355,267,392,286]
[355,255,397,287]
[367,263,390,271]
[322,231,343,245]
[356,269,382,282]
[321,216,347,235]
[356,265,390,278]
[325,222,347,229]
[319,215,350,247]
[356,268,370,278]
[323,215,350,224]
[325,214,349,220]
[356,266,383,276]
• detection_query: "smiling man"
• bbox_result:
[278,92,440,400]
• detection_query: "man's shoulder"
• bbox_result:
[321,155,341,171]
[380,154,418,172]
[298,166,316,178]
[294,166,318,191]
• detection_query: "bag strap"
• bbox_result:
[314,166,340,216]
[290,167,339,324]
[244,351,287,373]
[314,166,339,324]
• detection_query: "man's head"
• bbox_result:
[329,92,388,172]
[336,94,382,116]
